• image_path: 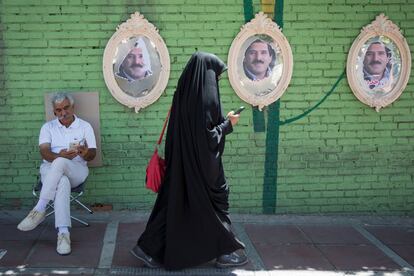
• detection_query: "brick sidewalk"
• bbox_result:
[0,211,413,275]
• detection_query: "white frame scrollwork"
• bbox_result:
[227,12,293,110]
[347,14,411,112]
[103,12,170,112]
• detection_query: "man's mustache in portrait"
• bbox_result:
[130,63,144,68]
[369,60,382,66]
[252,60,265,65]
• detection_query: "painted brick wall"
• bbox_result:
[278,0,414,214]
[0,0,412,215]
[0,0,265,212]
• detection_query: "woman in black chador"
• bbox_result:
[130,52,248,270]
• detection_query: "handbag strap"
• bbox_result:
[157,108,171,145]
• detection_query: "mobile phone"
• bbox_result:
[69,139,85,151]
[69,141,80,151]
[79,138,86,146]
[233,106,245,115]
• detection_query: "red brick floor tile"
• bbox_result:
[253,243,334,270]
[0,224,47,241]
[116,222,146,242]
[365,226,414,245]
[317,244,401,271]
[27,240,102,267]
[71,223,107,242]
[112,223,146,267]
[299,225,369,244]
[112,241,145,267]
[388,245,414,266]
[37,223,107,242]
[0,241,34,267]
[245,224,310,244]
[18,223,105,268]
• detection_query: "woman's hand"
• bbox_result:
[227,111,240,126]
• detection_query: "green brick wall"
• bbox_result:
[278,0,414,214]
[0,0,412,215]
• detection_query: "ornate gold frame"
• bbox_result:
[103,12,170,112]
[227,12,293,110]
[347,14,411,112]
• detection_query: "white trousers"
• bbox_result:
[40,157,88,228]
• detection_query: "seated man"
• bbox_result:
[17,92,97,255]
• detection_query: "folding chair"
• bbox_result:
[32,177,93,227]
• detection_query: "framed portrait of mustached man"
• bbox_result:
[347,14,411,112]
[228,12,293,111]
[103,12,170,112]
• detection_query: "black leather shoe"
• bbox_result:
[130,245,161,268]
[216,251,248,268]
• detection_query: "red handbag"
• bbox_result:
[145,109,170,193]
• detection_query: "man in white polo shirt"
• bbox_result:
[17,92,97,255]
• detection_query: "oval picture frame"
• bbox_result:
[103,12,170,112]
[227,12,293,110]
[347,14,411,112]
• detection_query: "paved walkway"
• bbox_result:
[0,210,413,275]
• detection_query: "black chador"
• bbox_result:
[136,52,244,270]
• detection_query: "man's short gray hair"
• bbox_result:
[51,92,75,107]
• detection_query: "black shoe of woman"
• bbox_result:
[216,251,248,268]
[130,245,161,268]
